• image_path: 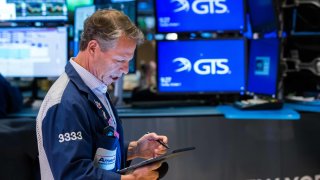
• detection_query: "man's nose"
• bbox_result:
[121,61,129,74]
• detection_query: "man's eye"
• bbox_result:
[118,60,126,63]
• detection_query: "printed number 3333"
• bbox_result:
[58,131,83,143]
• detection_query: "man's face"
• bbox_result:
[90,36,136,85]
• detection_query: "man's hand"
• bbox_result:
[128,132,168,160]
[121,162,162,180]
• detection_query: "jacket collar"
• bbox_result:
[65,61,92,95]
[65,62,116,125]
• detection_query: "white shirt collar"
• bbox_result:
[70,58,108,94]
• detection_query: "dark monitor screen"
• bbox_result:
[155,0,245,33]
[157,39,246,94]
[291,7,320,34]
[248,0,278,33]
[247,38,280,98]
[0,26,68,77]
[0,0,68,22]
[73,2,136,73]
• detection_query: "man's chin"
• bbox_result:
[102,79,113,86]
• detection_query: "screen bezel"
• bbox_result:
[246,38,282,98]
[0,26,68,78]
[156,38,247,95]
[154,0,247,34]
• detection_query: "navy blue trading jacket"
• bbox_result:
[36,62,128,180]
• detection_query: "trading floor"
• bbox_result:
[1,0,320,179]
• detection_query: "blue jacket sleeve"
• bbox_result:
[41,100,121,180]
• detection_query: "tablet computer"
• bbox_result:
[118,146,196,174]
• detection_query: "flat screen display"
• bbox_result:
[155,0,245,33]
[66,0,93,12]
[247,38,280,97]
[0,0,68,22]
[73,5,95,56]
[157,39,246,94]
[0,27,68,77]
[137,0,153,14]
[248,0,278,33]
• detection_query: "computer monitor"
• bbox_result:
[247,0,279,33]
[73,5,96,56]
[157,39,246,94]
[0,0,68,22]
[155,0,245,33]
[0,26,68,77]
[137,0,154,15]
[291,6,320,35]
[66,0,93,12]
[73,2,136,73]
[246,38,280,98]
[74,2,136,42]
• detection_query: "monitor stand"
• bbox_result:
[24,78,44,107]
[113,76,130,108]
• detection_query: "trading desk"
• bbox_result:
[3,106,320,180]
[9,105,223,118]
[9,104,301,119]
[122,112,320,180]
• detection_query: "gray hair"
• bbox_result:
[79,9,144,51]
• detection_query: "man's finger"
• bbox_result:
[148,161,163,171]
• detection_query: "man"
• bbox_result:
[36,10,168,180]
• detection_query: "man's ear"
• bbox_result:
[87,40,99,55]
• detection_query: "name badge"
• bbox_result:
[94,147,117,170]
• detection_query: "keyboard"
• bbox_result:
[234,99,283,110]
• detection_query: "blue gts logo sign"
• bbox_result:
[255,57,270,76]
[171,0,229,14]
[173,57,230,75]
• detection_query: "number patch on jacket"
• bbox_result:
[58,131,83,143]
